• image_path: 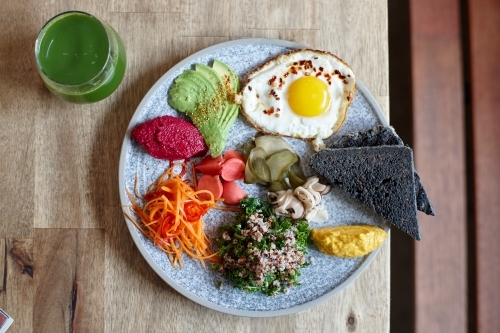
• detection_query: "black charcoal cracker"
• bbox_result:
[310,146,421,240]
[329,126,434,216]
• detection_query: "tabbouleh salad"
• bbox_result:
[213,198,310,296]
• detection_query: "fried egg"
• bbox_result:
[239,49,356,149]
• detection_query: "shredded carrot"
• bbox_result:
[123,163,220,269]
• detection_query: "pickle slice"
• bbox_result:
[247,147,271,183]
[268,180,287,192]
[265,149,299,182]
[288,162,307,189]
[241,140,255,162]
[255,135,294,156]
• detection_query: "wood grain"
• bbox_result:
[0,239,34,333]
[409,0,468,332]
[34,229,105,333]
[0,0,39,238]
[466,0,500,331]
[0,0,390,332]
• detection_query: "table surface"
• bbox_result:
[0,1,389,332]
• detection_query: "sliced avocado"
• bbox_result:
[169,81,202,100]
[168,97,195,113]
[173,75,212,93]
[170,80,214,106]
[192,117,225,157]
[212,59,240,94]
[180,69,218,92]
[168,69,219,113]
[219,103,239,135]
[168,87,203,109]
[195,63,223,87]
[168,83,204,112]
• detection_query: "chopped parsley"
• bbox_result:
[213,197,310,296]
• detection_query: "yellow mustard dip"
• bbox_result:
[310,225,387,258]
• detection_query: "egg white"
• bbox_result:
[239,49,356,148]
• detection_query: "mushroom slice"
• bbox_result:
[304,205,319,221]
[289,201,305,219]
[310,209,329,222]
[303,176,320,189]
[269,190,292,215]
[269,189,292,206]
[304,176,331,195]
[268,190,285,204]
[294,186,321,209]
[269,189,305,219]
[317,184,331,195]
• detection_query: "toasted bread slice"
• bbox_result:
[329,126,434,216]
[310,146,421,240]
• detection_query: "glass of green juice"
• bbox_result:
[35,11,126,104]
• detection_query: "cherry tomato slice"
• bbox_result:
[184,201,206,222]
[160,213,175,238]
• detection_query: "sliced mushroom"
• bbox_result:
[318,184,331,195]
[294,186,320,211]
[304,205,319,221]
[302,176,319,188]
[310,209,328,222]
[268,189,303,218]
[268,190,284,204]
[303,176,331,195]
[268,189,292,207]
[268,176,330,222]
[289,201,305,219]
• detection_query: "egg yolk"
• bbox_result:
[287,76,331,117]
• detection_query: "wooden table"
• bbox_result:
[0,1,389,332]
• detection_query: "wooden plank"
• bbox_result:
[466,0,500,331]
[34,229,105,333]
[0,239,34,333]
[0,0,38,238]
[110,0,188,13]
[34,12,129,229]
[318,0,389,99]
[245,0,320,30]
[409,0,468,332]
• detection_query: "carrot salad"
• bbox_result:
[124,163,219,268]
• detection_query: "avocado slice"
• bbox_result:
[178,69,218,93]
[167,95,195,112]
[212,59,240,94]
[168,69,219,113]
[192,118,225,157]
[173,75,213,94]
[195,63,223,87]
[219,103,239,136]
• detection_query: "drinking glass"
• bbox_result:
[35,11,126,103]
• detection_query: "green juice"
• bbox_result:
[36,12,126,103]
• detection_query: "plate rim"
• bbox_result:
[118,37,389,317]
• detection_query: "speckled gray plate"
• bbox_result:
[119,38,390,317]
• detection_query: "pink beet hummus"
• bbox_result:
[131,115,207,160]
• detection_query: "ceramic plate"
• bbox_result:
[118,38,390,317]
